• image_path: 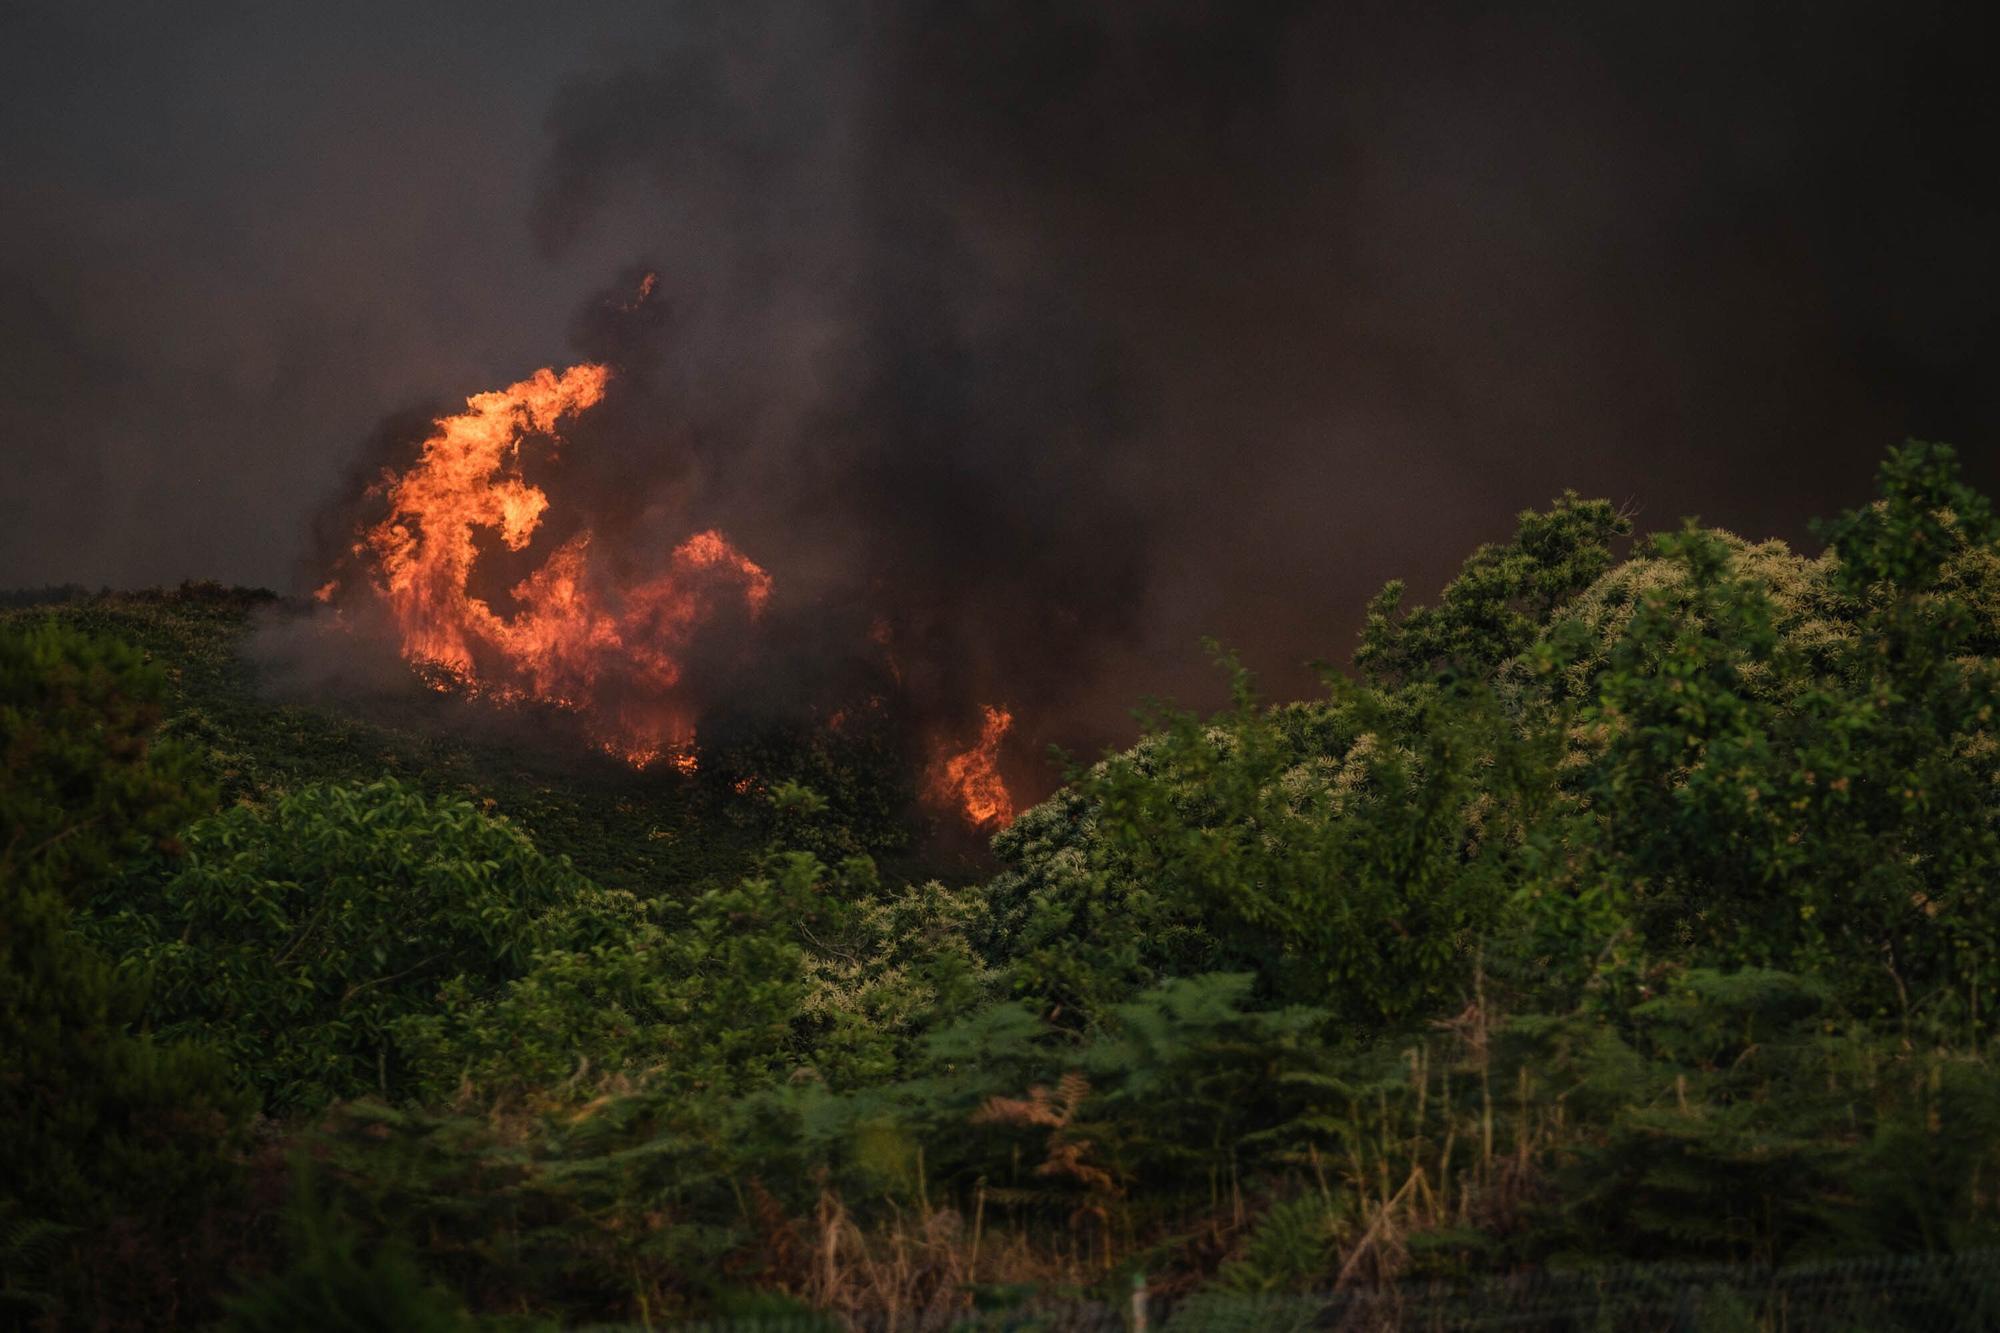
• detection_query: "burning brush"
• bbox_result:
[929,703,1016,830]
[317,360,769,773]
[315,352,1015,830]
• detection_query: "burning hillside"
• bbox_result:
[315,331,1017,828]
[317,359,772,774]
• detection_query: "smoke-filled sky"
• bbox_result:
[4,0,1996,724]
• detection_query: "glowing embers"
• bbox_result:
[330,361,769,769]
[931,703,1017,830]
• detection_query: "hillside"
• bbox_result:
[6,443,2000,1330]
[0,585,944,898]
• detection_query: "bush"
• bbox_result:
[96,778,643,1110]
[16,441,2000,1324]
[0,619,252,1321]
[394,847,830,1102]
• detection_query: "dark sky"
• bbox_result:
[4,1,1996,721]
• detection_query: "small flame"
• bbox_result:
[932,704,1016,830]
[620,271,659,310]
[337,360,769,766]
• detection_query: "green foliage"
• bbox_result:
[1,582,784,900]
[283,1093,787,1322]
[398,785,977,1103]
[1518,969,2000,1265]
[1078,974,1331,1160]
[0,619,252,1323]
[1358,490,1631,686]
[1209,1195,1340,1294]
[795,872,995,1088]
[1,615,213,902]
[0,1200,74,1321]
[96,778,638,1110]
[17,441,2000,1326]
[958,440,2000,1279]
[983,661,1556,1028]
[397,846,829,1102]
[1817,441,1999,598]
[0,621,252,1214]
[1550,482,2000,1024]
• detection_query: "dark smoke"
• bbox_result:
[505,0,2000,772]
[8,2,1999,790]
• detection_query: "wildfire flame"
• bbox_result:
[321,332,1021,829]
[620,271,659,310]
[333,360,770,768]
[933,704,1016,829]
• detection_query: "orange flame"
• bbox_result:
[344,361,769,767]
[621,270,659,310]
[933,704,1016,829]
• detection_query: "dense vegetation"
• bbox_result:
[4,442,1999,1329]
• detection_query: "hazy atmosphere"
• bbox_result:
[6,2,1994,724]
[13,6,2000,1329]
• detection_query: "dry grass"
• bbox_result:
[724,990,1556,1328]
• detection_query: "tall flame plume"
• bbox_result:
[319,333,1018,830]
[327,361,770,769]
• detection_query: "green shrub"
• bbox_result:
[394,847,835,1102]
[1545,473,2000,1024]
[97,778,643,1110]
[14,441,2000,1324]
[0,619,252,1320]
[389,770,971,1103]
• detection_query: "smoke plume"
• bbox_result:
[9,2,1998,796]
[486,1,2000,772]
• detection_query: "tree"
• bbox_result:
[97,778,640,1110]
[1358,490,1631,687]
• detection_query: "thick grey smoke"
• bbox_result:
[513,0,2000,758]
[5,1,1997,775]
